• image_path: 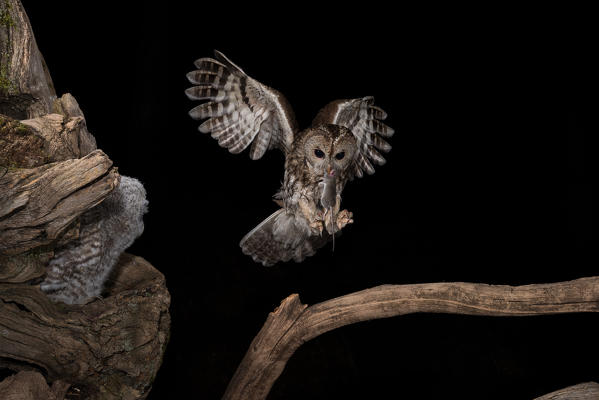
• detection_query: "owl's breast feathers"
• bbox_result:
[281,154,320,211]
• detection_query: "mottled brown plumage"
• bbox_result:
[186,51,394,266]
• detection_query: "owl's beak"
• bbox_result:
[326,166,335,176]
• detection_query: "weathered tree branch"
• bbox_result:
[534,382,599,400]
[0,253,171,400]
[0,149,119,255]
[223,278,599,400]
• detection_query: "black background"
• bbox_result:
[21,2,597,399]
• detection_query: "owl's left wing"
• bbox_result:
[186,51,298,159]
[313,97,394,178]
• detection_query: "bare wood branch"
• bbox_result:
[534,382,599,400]
[0,253,171,400]
[223,278,599,400]
[0,149,119,255]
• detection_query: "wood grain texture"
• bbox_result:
[0,3,169,399]
[223,278,599,400]
[1,97,97,168]
[534,382,599,400]
[0,248,52,283]
[0,0,56,119]
[0,149,119,255]
[0,371,69,400]
[0,253,171,400]
[0,115,48,168]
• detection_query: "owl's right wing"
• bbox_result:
[186,51,298,159]
[313,97,394,178]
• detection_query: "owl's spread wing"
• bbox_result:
[186,51,298,159]
[313,97,394,178]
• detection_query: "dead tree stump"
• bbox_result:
[1,1,170,398]
[0,254,170,399]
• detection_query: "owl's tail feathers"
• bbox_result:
[240,209,327,267]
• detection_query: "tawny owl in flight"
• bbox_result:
[186,51,394,266]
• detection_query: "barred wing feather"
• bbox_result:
[185,51,297,159]
[313,97,394,178]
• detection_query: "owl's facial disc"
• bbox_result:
[331,139,355,172]
[304,133,331,173]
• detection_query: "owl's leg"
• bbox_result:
[336,209,354,230]
[309,219,324,236]
[298,198,324,236]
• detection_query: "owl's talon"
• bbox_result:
[336,209,354,230]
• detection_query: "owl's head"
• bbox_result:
[302,124,356,177]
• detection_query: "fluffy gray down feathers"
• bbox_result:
[40,176,148,304]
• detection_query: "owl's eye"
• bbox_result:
[335,152,345,160]
[314,149,325,158]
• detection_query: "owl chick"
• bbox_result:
[186,51,393,266]
[40,176,148,304]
